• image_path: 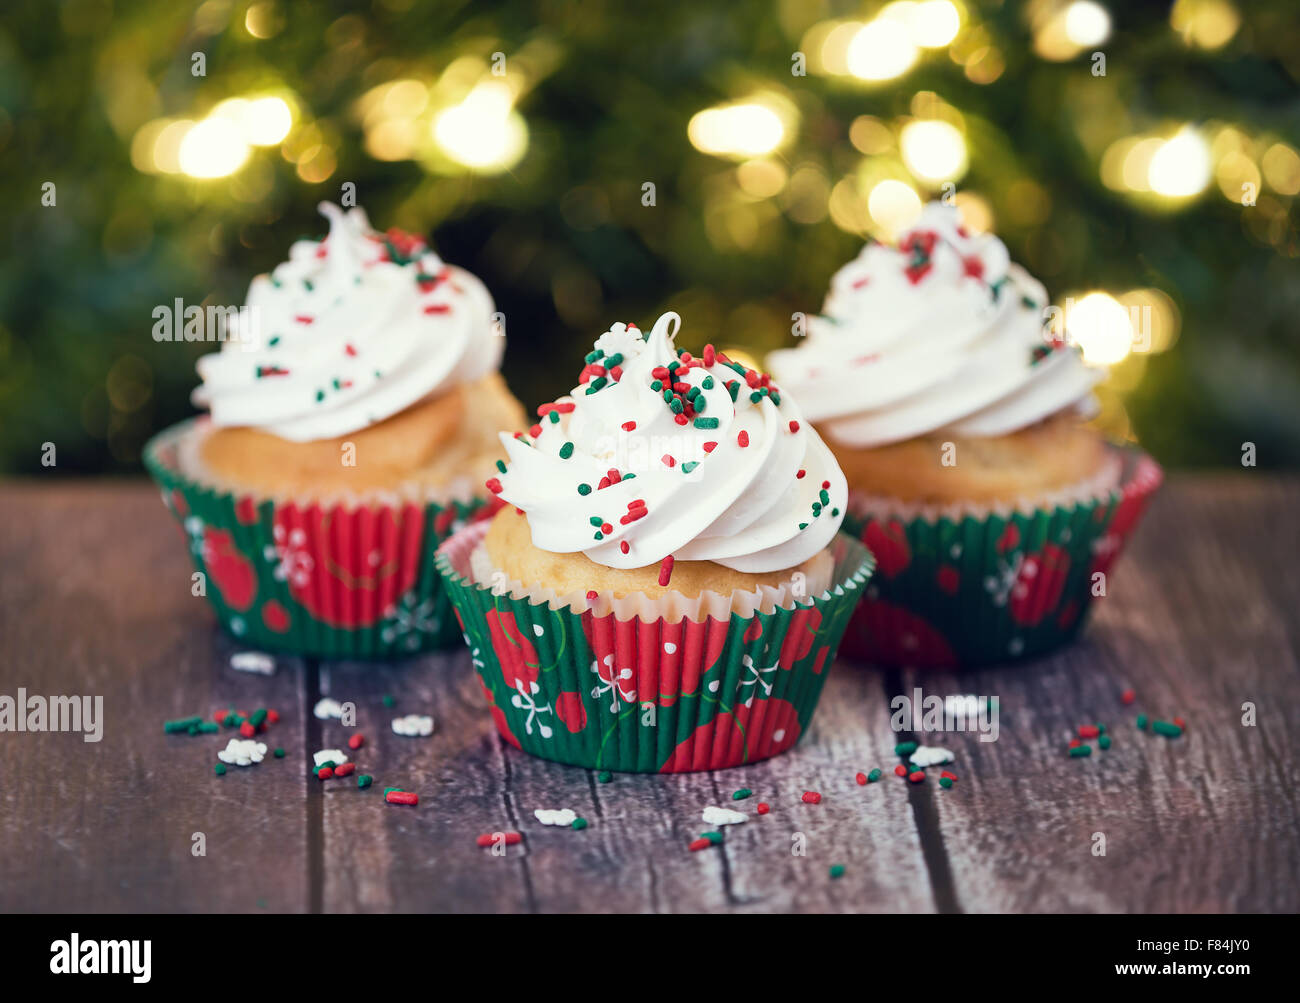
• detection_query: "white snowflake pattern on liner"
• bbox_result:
[230,651,275,675]
[313,698,344,720]
[534,808,578,826]
[391,714,434,737]
[702,806,747,826]
[218,739,268,766]
[313,748,348,767]
[909,745,954,768]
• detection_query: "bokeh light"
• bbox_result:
[847,18,919,81]
[1067,292,1134,365]
[1171,0,1241,49]
[867,179,923,236]
[688,99,790,159]
[177,116,249,178]
[1148,128,1211,198]
[900,119,968,183]
[433,82,528,171]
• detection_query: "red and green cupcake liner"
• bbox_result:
[436,522,874,773]
[144,419,498,659]
[839,446,1162,668]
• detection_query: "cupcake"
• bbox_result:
[436,312,874,772]
[145,202,525,657]
[768,203,1162,667]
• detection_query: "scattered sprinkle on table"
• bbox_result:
[213,763,226,776]
[1069,745,1092,757]
[333,762,355,777]
[230,651,275,675]
[909,746,953,768]
[385,790,418,805]
[688,837,713,852]
[476,831,522,848]
[855,772,868,785]
[273,747,285,758]
[894,741,918,756]
[1136,714,1148,730]
[313,698,344,720]
[163,716,203,734]
[939,777,953,789]
[534,808,578,826]
[357,774,373,789]
[801,791,822,804]
[597,770,612,783]
[700,831,724,845]
[1152,720,1183,738]
[348,733,364,750]
[732,788,752,800]
[1121,688,1136,705]
[702,805,746,825]
[392,714,434,737]
[382,694,395,708]
[218,738,267,766]
[571,817,588,830]
[908,770,926,783]
[756,802,770,815]
[1078,724,1101,739]
[866,768,882,782]
[316,766,334,780]
[894,764,908,777]
[1099,735,1112,749]
[313,749,347,767]
[829,864,845,880]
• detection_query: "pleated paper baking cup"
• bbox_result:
[436,522,874,773]
[838,446,1162,668]
[144,419,499,658]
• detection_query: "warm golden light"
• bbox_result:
[867,179,923,236]
[688,101,787,159]
[243,96,293,146]
[847,18,918,81]
[1067,292,1133,365]
[900,119,968,183]
[906,1,962,48]
[1261,142,1300,196]
[1171,0,1240,50]
[433,82,528,171]
[1064,1,1111,46]
[1148,127,1211,198]
[178,117,250,179]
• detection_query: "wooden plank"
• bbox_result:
[317,650,935,914]
[909,476,1300,913]
[0,483,311,913]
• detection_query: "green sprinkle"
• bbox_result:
[831,508,840,517]
[829,864,845,880]
[867,768,882,782]
[750,391,764,403]
[496,459,507,473]
[651,380,663,392]
[732,788,752,800]
[727,381,740,401]
[268,335,281,347]
[303,279,313,291]
[163,716,203,734]
[819,489,830,506]
[662,388,674,403]
[384,787,403,796]
[597,770,612,783]
[894,741,918,756]
[548,410,561,424]
[701,831,724,844]
[681,461,699,474]
[357,774,373,789]
[1097,723,1107,734]
[589,516,603,526]
[214,763,226,776]
[578,483,592,496]
[623,472,635,480]
[694,396,706,413]
[274,747,285,758]
[586,376,608,394]
[669,398,683,414]
[798,522,807,530]
[939,776,953,788]
[317,761,337,772]
[315,389,326,402]
[1136,713,1148,730]
[559,441,574,459]
[1099,735,1112,749]
[197,721,219,734]
[605,353,623,367]
[584,349,604,363]
[249,708,267,728]
[1069,744,1092,757]
[1152,720,1183,738]
[571,817,588,830]
[687,386,700,400]
[693,416,719,429]
[383,694,395,708]
[702,376,714,389]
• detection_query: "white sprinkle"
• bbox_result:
[909,745,954,768]
[532,624,544,636]
[391,714,434,737]
[218,738,267,766]
[533,808,577,826]
[313,748,348,767]
[313,698,344,720]
[702,805,747,826]
[230,651,275,675]
[663,642,677,654]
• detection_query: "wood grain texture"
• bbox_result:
[0,483,311,913]
[0,476,1296,913]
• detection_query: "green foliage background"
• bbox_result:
[1,0,1297,475]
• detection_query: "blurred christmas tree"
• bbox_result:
[0,0,1297,474]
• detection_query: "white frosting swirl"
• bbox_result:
[492,312,847,573]
[768,203,1104,447]
[193,202,502,441]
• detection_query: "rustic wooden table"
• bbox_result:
[1,477,1297,914]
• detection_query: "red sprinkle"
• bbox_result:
[485,477,503,495]
[317,766,334,780]
[528,424,543,438]
[475,831,522,847]
[703,344,716,366]
[661,454,676,468]
[294,315,315,325]
[239,721,255,739]
[1174,716,1186,729]
[348,734,364,750]
[894,764,908,777]
[796,469,806,479]
[621,420,636,431]
[586,590,599,601]
[658,555,674,588]
[908,771,925,783]
[1069,738,1082,748]
[620,541,630,554]
[801,791,822,804]
[1121,688,1136,705]
[855,772,868,785]
[940,771,957,781]
[688,837,712,852]
[422,303,451,314]
[702,441,717,453]
[267,709,280,724]
[789,420,800,433]
[385,791,418,806]
[334,762,355,777]
[1078,725,1101,739]
[737,430,749,448]
[756,802,770,815]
